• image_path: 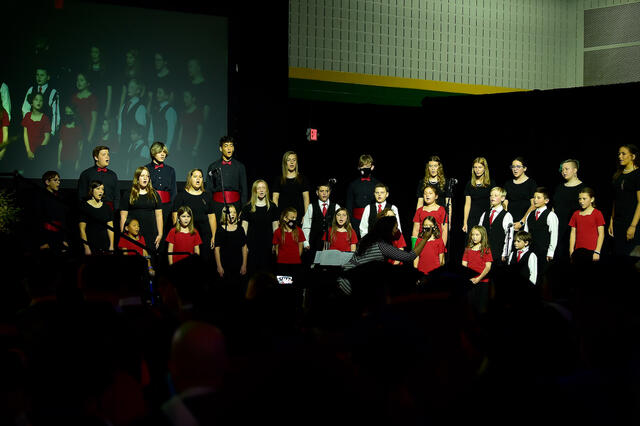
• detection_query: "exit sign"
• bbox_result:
[306,128,318,142]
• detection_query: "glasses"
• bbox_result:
[510,165,523,169]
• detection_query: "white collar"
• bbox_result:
[318,199,330,207]
[517,246,530,254]
[490,205,504,213]
[535,206,548,214]
[377,201,387,207]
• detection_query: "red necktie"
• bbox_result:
[535,210,540,221]
[377,204,382,213]
[517,250,523,262]
[154,163,164,169]
[489,209,496,225]
[360,177,370,182]
[38,86,42,93]
[322,203,327,216]
[97,167,107,172]
[222,160,232,165]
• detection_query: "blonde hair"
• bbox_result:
[329,207,354,244]
[129,166,159,205]
[247,179,272,213]
[175,206,195,234]
[150,141,169,159]
[467,225,491,255]
[358,154,374,167]
[278,207,300,244]
[490,186,507,208]
[280,151,301,184]
[184,169,204,191]
[471,157,491,188]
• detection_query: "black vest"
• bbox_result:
[151,103,172,143]
[481,208,507,260]
[309,201,336,251]
[120,99,144,144]
[527,208,551,256]
[368,202,394,231]
[508,249,533,282]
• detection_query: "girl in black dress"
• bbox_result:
[79,180,114,255]
[172,168,217,262]
[609,144,640,256]
[463,157,494,233]
[241,179,279,273]
[215,204,248,285]
[120,166,163,254]
[552,159,585,261]
[504,157,537,231]
[415,155,452,226]
[272,151,311,223]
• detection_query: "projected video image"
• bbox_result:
[0,2,228,180]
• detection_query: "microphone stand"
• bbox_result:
[444,178,457,266]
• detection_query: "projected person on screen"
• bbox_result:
[87,45,112,119]
[117,78,147,169]
[207,136,247,218]
[187,59,210,123]
[0,105,9,161]
[126,123,148,177]
[177,89,203,165]
[118,49,144,116]
[21,92,51,163]
[148,86,177,151]
[1,81,11,121]
[22,67,59,136]
[77,145,119,211]
[58,105,83,171]
[148,52,174,107]
[71,72,98,145]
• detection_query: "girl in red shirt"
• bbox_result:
[167,206,202,265]
[462,225,493,284]
[569,187,605,262]
[22,92,51,160]
[273,207,305,269]
[412,184,448,248]
[325,208,358,252]
[415,216,445,275]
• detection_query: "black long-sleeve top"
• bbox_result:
[206,158,248,204]
[345,177,379,213]
[146,161,177,203]
[77,165,120,209]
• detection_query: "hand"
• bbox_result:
[608,222,614,237]
[501,256,506,262]
[626,225,636,241]
[39,243,50,250]
[240,265,247,275]
[470,277,480,284]
[148,267,155,277]
[303,245,310,251]
[154,235,161,249]
[462,223,467,233]
[74,159,80,171]
[57,161,62,169]
[84,246,92,256]
[109,245,114,252]
[593,252,600,261]
[546,256,553,262]
[0,147,6,160]
[513,222,523,231]
[210,236,215,250]
[217,265,224,278]
[27,151,35,160]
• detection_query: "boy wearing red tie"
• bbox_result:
[524,187,559,284]
[206,136,248,218]
[508,230,537,285]
[302,181,340,253]
[478,187,514,264]
[77,145,119,210]
[359,183,401,238]
[146,141,176,230]
[345,154,378,238]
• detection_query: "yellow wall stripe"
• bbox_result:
[289,67,528,95]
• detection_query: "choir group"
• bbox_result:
[33,136,640,294]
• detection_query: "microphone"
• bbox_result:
[209,168,221,177]
[448,178,459,186]
[328,178,337,186]
[507,222,514,228]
